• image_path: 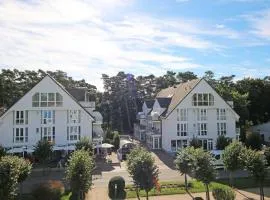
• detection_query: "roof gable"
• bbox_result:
[158,78,239,119]
[0,75,94,120]
[157,79,200,116]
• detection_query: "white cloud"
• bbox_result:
[250,9,270,39]
[0,0,244,90]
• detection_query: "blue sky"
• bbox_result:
[0,0,269,90]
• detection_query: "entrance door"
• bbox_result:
[154,137,159,149]
[203,139,208,150]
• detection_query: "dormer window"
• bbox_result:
[192,93,214,106]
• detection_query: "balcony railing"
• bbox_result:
[146,128,161,135]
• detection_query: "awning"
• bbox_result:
[7,146,35,153]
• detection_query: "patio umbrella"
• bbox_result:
[53,145,67,151]
[95,143,114,148]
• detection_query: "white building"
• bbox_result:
[0,75,104,152]
[251,122,270,143]
[134,78,240,153]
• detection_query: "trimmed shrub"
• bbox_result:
[212,185,236,200]
[108,176,126,199]
[31,180,65,200]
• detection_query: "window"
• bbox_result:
[56,93,63,107]
[177,123,188,136]
[197,109,207,121]
[171,140,188,152]
[32,93,39,107]
[217,123,227,135]
[68,110,81,124]
[48,93,55,107]
[42,127,55,142]
[180,109,187,121]
[217,109,226,120]
[40,93,48,107]
[41,110,55,125]
[67,126,81,141]
[198,123,207,136]
[192,93,214,106]
[171,140,176,152]
[32,92,63,107]
[208,139,213,150]
[177,109,179,121]
[13,128,28,143]
[182,140,188,148]
[14,111,28,125]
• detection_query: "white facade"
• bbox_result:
[135,79,240,153]
[0,75,103,151]
[251,122,270,142]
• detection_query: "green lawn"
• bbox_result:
[125,178,270,198]
[60,192,72,200]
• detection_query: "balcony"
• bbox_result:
[146,127,161,135]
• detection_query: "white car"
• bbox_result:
[210,150,225,170]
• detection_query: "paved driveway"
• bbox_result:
[92,151,185,187]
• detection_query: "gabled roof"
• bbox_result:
[157,79,200,116]
[48,75,95,120]
[66,88,86,102]
[0,74,95,120]
[144,100,155,108]
[156,78,239,119]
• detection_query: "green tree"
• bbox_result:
[174,146,196,191]
[75,137,93,156]
[245,132,262,150]
[242,148,267,200]
[189,136,202,149]
[223,141,245,186]
[66,150,95,200]
[193,148,215,200]
[113,131,120,150]
[34,140,53,174]
[0,145,6,158]
[176,71,198,83]
[163,71,177,87]
[216,135,232,150]
[0,155,32,200]
[127,147,159,200]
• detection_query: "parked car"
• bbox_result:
[210,150,225,170]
